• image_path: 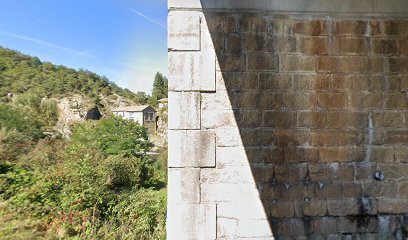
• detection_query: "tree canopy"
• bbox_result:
[0,47,141,103]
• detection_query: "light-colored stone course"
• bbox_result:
[167,204,216,240]
[168,130,215,167]
[168,168,200,204]
[168,91,201,129]
[168,11,200,51]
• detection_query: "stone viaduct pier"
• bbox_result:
[167,0,408,239]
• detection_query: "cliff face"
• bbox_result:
[53,94,136,137]
[150,105,168,149]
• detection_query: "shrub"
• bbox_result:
[40,99,59,126]
[0,103,43,139]
[0,129,32,162]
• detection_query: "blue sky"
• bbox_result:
[0,0,168,93]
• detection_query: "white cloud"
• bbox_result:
[0,30,94,58]
[129,8,166,29]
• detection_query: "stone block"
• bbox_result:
[317,92,348,109]
[373,20,408,37]
[342,182,362,197]
[225,33,264,52]
[384,130,408,145]
[372,146,394,162]
[168,130,215,167]
[217,217,238,239]
[383,112,405,127]
[297,36,328,54]
[332,74,383,92]
[297,111,327,128]
[200,166,257,184]
[168,91,201,129]
[314,182,343,199]
[259,73,292,92]
[279,55,317,72]
[337,217,357,233]
[309,164,334,182]
[400,75,408,92]
[362,181,397,197]
[217,53,246,72]
[265,36,297,53]
[270,200,295,218]
[378,163,405,180]
[349,93,383,110]
[218,200,270,220]
[201,109,237,129]
[355,162,376,180]
[216,147,255,166]
[216,128,242,147]
[236,110,262,128]
[384,93,408,109]
[168,11,200,51]
[284,147,319,164]
[168,168,200,204]
[276,183,313,201]
[166,204,216,240]
[395,146,408,162]
[281,218,306,236]
[398,182,408,197]
[201,182,260,203]
[237,219,273,238]
[389,57,408,73]
[325,111,368,129]
[334,37,370,55]
[273,129,309,146]
[310,130,356,146]
[247,53,279,71]
[200,15,218,51]
[318,147,355,163]
[311,217,338,234]
[327,199,360,216]
[201,91,234,111]
[378,198,408,214]
[317,56,369,73]
[293,74,330,91]
[293,20,328,36]
[303,200,327,216]
[333,20,369,36]
[373,39,398,55]
[282,93,319,110]
[275,164,308,182]
[168,51,216,91]
[236,15,268,33]
[262,147,285,164]
[263,110,296,128]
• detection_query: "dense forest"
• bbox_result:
[0,47,168,239]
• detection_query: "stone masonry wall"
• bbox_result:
[168,1,408,239]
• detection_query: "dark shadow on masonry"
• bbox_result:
[200,3,408,239]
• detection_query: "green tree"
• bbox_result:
[71,116,153,157]
[151,72,168,101]
[135,91,148,104]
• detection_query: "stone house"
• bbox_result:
[112,105,157,132]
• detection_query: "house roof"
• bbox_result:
[112,105,155,112]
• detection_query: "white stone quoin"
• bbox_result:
[167,1,272,239]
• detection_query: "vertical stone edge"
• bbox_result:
[167,4,217,240]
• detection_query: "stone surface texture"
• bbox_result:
[168,0,408,239]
